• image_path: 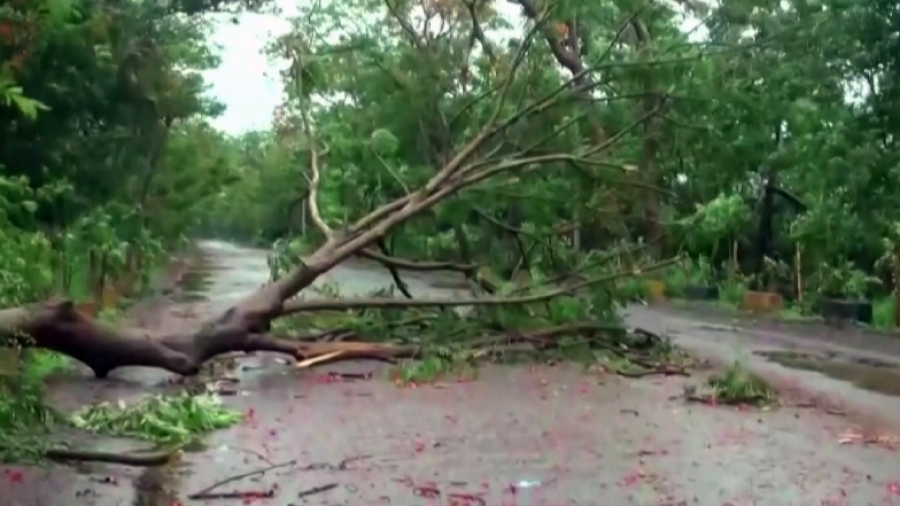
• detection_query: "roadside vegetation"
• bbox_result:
[2,0,900,464]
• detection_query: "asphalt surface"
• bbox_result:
[4,240,900,506]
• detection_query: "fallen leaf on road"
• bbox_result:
[886,481,900,496]
[4,469,24,484]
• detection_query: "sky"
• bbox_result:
[202,11,293,134]
[202,1,704,135]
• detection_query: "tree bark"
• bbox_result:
[0,299,299,378]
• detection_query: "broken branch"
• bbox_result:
[279,258,680,315]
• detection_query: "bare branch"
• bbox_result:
[462,0,496,64]
[304,141,332,238]
[383,0,425,49]
[278,257,679,315]
[357,248,480,272]
[291,48,333,239]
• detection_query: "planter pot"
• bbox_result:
[819,298,873,325]
[742,290,784,313]
[683,284,719,301]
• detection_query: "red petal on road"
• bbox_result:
[4,469,23,483]
[886,481,900,495]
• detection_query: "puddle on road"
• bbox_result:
[756,350,900,397]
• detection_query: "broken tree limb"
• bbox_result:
[278,257,680,316]
[0,3,672,385]
[296,342,416,363]
[0,299,200,377]
[356,248,479,273]
[0,299,302,378]
[45,447,174,467]
[373,239,415,299]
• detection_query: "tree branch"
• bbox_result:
[356,248,479,273]
[278,258,679,315]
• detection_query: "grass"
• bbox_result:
[872,296,895,329]
[390,352,479,384]
[0,352,69,463]
[684,361,777,407]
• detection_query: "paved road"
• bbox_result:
[4,241,900,506]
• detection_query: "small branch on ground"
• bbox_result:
[188,460,297,500]
[45,447,174,466]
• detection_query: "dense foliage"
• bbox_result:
[0,0,248,307]
[0,0,251,460]
[201,0,900,312]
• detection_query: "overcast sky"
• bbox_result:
[202,1,703,135]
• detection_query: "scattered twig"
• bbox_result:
[326,371,372,380]
[188,490,275,500]
[296,351,344,369]
[45,447,174,467]
[187,460,296,500]
[297,454,372,471]
[616,365,690,378]
[228,446,275,465]
[297,483,338,499]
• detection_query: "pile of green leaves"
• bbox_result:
[686,361,777,407]
[0,353,68,463]
[70,392,243,446]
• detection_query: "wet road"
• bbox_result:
[5,240,900,506]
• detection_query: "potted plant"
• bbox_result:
[816,262,878,324]
[682,256,720,301]
[678,193,751,302]
[741,256,788,313]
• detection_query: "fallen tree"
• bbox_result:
[0,6,673,384]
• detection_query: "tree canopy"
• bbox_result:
[200,0,900,301]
